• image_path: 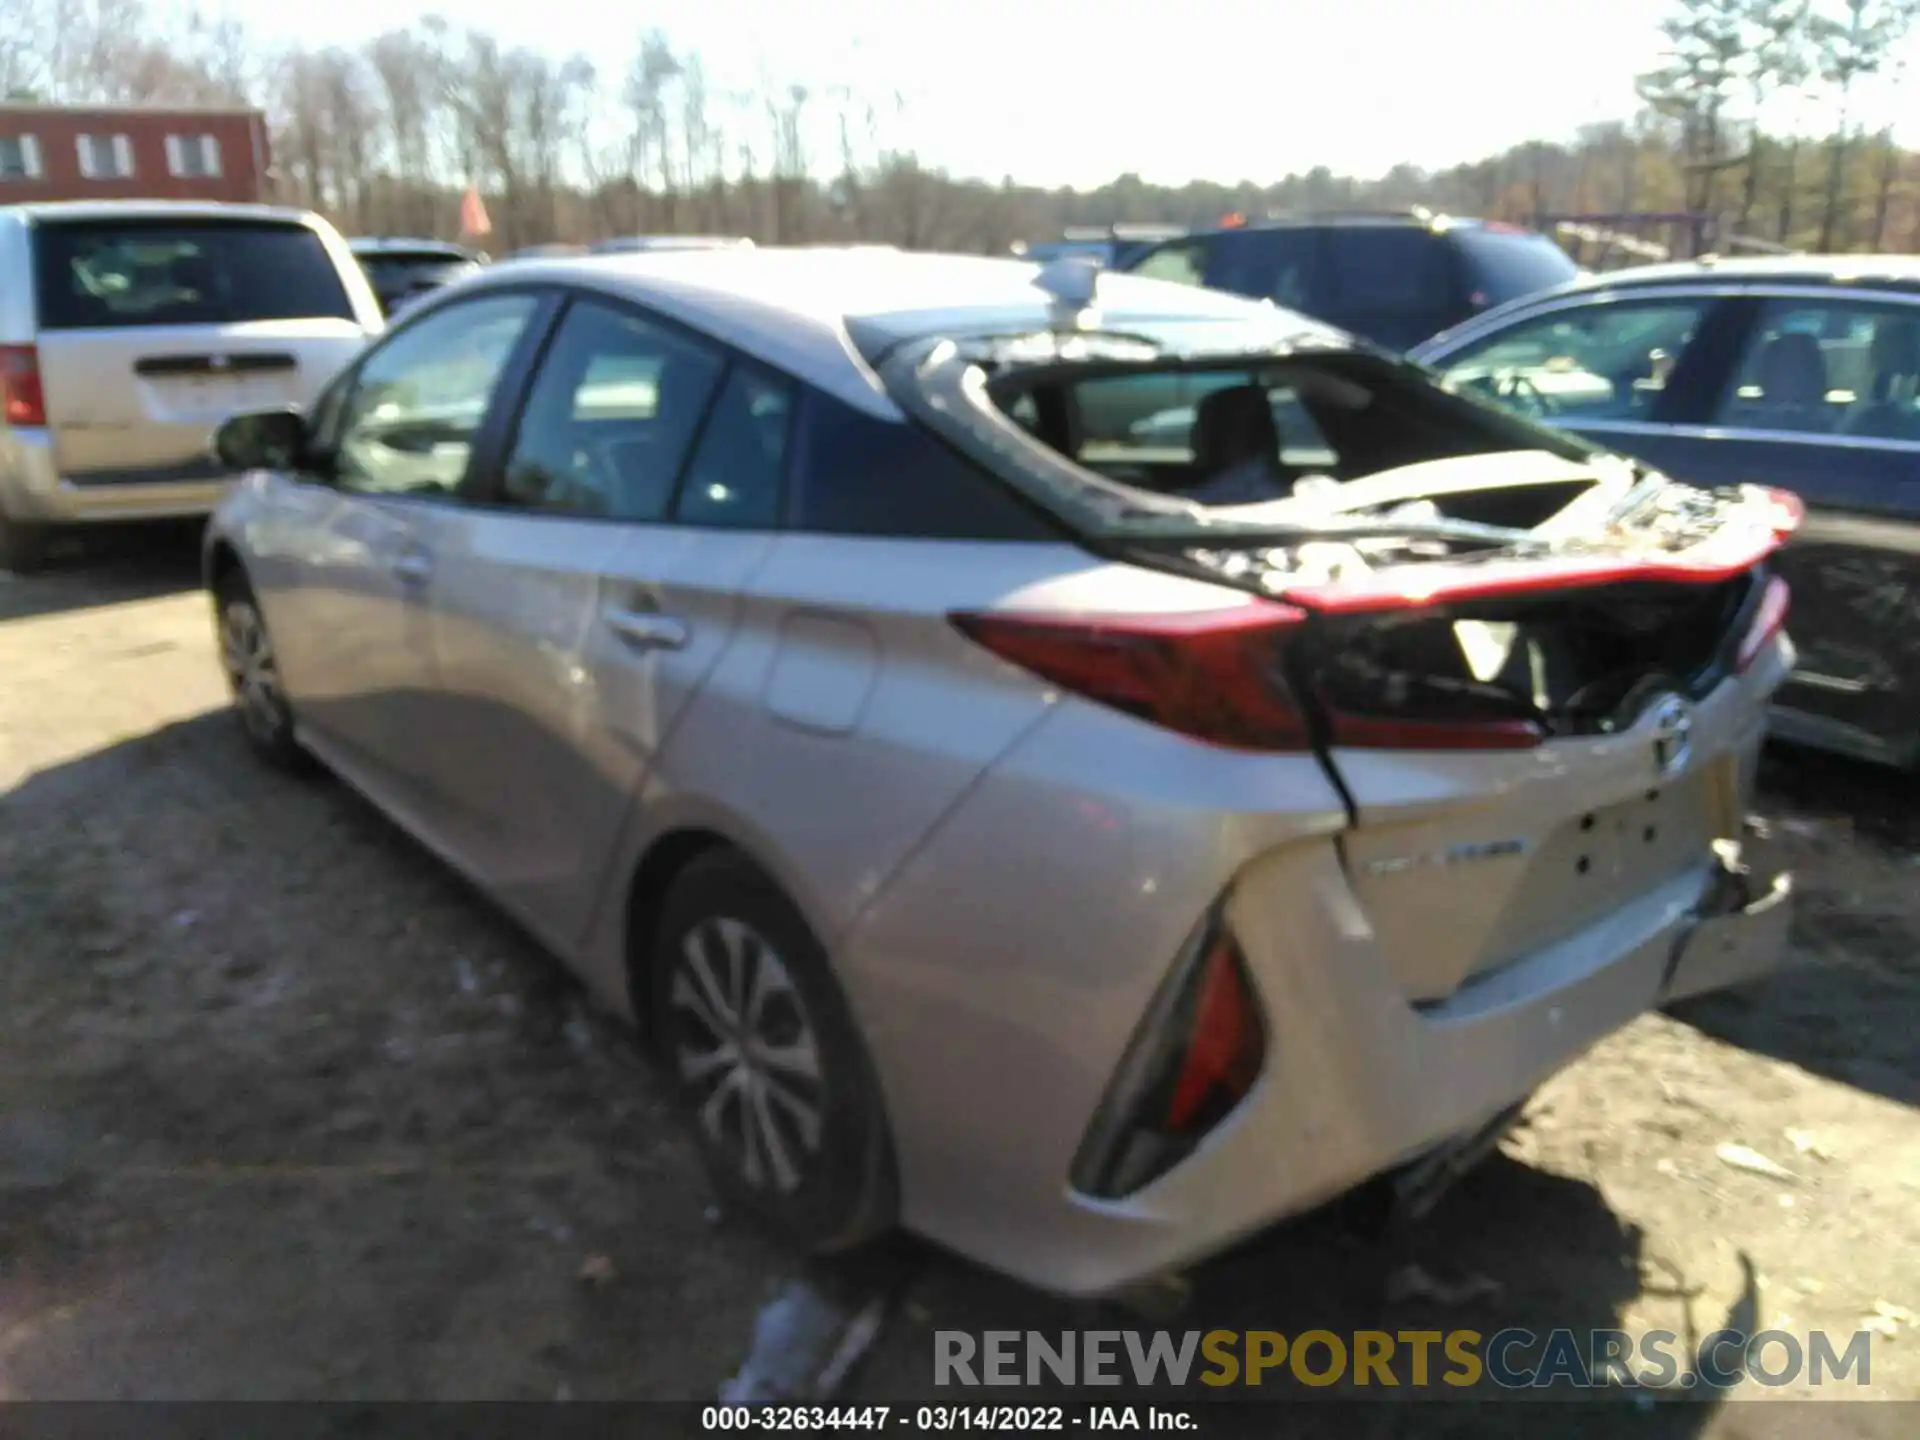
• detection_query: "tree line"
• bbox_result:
[3,0,1919,258]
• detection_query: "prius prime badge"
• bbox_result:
[1647,693,1695,778]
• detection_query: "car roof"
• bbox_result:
[1513,253,1920,300]
[0,200,321,227]
[588,235,752,252]
[1141,213,1533,245]
[349,236,472,256]
[456,246,1323,418]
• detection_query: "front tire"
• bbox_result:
[214,571,307,771]
[650,851,896,1253]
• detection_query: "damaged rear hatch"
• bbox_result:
[870,303,1799,1005]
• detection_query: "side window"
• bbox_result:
[331,293,539,498]
[1711,298,1920,441]
[1128,237,1210,288]
[500,299,724,520]
[1430,298,1712,422]
[674,364,794,528]
[1327,229,1452,311]
[789,389,1057,540]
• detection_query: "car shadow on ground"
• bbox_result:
[0,520,206,622]
[1666,743,1920,1108]
[845,1154,1779,1435]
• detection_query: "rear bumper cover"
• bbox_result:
[1,427,231,524]
[1658,830,1794,1005]
[878,833,1794,1297]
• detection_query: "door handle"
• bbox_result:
[606,609,690,651]
[391,549,433,585]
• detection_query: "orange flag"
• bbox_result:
[459,185,492,238]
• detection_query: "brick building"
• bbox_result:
[0,103,271,205]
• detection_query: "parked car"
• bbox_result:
[507,243,589,261]
[202,247,1794,1296]
[1118,210,1581,354]
[588,235,754,255]
[348,237,486,317]
[0,200,383,571]
[1014,224,1187,270]
[1412,254,1920,769]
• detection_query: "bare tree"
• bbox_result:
[1734,0,1815,236]
[623,32,681,232]
[1813,0,1920,249]
[1637,0,1748,229]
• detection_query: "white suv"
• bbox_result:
[0,200,383,571]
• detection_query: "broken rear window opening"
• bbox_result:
[881,330,1621,549]
[878,328,1794,582]
[887,327,1800,743]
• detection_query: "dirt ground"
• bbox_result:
[1,529,1915,1434]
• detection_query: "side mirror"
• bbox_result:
[215,407,307,472]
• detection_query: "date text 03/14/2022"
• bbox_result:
[700,1405,1198,1431]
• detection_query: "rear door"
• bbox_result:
[1298,561,1776,1007]
[412,293,774,946]
[30,216,375,484]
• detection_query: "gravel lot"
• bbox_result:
[1,530,1915,1434]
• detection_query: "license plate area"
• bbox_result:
[1472,764,1725,977]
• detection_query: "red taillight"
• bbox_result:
[1071,922,1268,1199]
[1736,575,1790,673]
[1162,932,1266,1133]
[0,345,46,427]
[950,604,1315,752]
[951,605,1546,752]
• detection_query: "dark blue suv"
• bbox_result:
[1120,211,1581,353]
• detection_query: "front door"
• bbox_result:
[257,291,548,819]
[416,295,791,947]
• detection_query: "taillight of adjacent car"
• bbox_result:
[0,345,46,428]
[1069,917,1268,1199]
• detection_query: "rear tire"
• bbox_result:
[0,512,49,574]
[213,570,309,771]
[650,850,896,1253]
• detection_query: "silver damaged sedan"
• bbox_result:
[202,247,1798,1296]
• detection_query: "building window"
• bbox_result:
[0,135,43,181]
[165,134,222,179]
[76,133,135,180]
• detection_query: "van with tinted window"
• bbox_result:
[0,200,382,570]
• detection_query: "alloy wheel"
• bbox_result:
[220,599,286,743]
[670,916,826,1194]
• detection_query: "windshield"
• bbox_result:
[881,328,1604,544]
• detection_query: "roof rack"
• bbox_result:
[1257,206,1442,225]
[1059,223,1187,243]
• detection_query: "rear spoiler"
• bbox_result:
[1278,487,1803,614]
